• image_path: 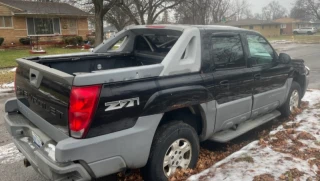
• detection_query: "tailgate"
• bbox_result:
[15,58,74,140]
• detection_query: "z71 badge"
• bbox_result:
[105,98,140,112]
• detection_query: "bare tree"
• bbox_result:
[230,0,252,20]
[175,0,250,25]
[290,1,311,20]
[105,6,133,31]
[118,0,184,25]
[254,13,263,20]
[262,1,287,20]
[291,0,320,20]
[175,0,211,24]
[92,0,117,45]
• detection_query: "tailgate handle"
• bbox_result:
[29,69,43,88]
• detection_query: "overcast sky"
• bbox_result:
[249,0,294,14]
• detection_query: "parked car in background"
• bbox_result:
[293,27,317,35]
[4,25,310,181]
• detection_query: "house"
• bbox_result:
[219,19,281,37]
[274,18,301,35]
[103,26,118,39]
[0,0,90,45]
[312,20,320,30]
[274,18,319,35]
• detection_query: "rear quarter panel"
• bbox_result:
[86,73,211,138]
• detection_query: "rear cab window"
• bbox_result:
[134,31,181,55]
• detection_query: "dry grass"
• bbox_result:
[0,71,14,85]
[0,48,84,68]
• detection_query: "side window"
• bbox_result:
[247,34,274,65]
[109,36,127,50]
[211,35,245,69]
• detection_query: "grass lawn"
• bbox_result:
[0,47,85,68]
[267,33,320,43]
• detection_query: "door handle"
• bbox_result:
[254,74,261,80]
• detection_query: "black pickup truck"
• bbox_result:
[4,25,309,181]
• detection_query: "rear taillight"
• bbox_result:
[69,85,101,138]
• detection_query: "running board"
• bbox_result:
[210,110,281,143]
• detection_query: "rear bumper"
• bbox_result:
[4,113,91,181]
[5,98,163,179]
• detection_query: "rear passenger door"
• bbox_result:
[210,33,254,132]
[246,33,291,118]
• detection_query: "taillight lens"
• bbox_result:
[69,85,101,138]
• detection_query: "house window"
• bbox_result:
[27,18,60,35]
[0,16,13,28]
[249,26,254,29]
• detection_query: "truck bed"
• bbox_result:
[27,51,165,75]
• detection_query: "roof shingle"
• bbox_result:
[0,0,90,17]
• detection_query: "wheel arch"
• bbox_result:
[158,105,206,138]
[293,71,307,97]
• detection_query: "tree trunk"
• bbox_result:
[93,0,104,46]
[94,13,104,46]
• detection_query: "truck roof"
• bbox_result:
[126,24,255,33]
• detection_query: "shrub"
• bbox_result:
[19,37,31,45]
[85,37,95,45]
[63,36,84,45]
[0,37,4,46]
[75,36,83,44]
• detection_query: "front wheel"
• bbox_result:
[279,81,302,117]
[141,121,199,181]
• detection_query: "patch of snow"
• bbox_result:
[1,82,14,88]
[0,143,24,164]
[9,67,17,72]
[0,82,14,93]
[44,144,56,161]
[189,90,320,181]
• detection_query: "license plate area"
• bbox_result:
[32,131,43,148]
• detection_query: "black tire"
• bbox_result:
[293,31,298,35]
[279,81,302,117]
[141,121,200,181]
[307,31,313,35]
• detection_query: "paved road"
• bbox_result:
[275,43,320,89]
[0,44,319,181]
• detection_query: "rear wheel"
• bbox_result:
[142,121,199,181]
[307,31,313,35]
[279,81,302,117]
[293,31,298,35]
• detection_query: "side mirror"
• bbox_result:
[279,53,291,64]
